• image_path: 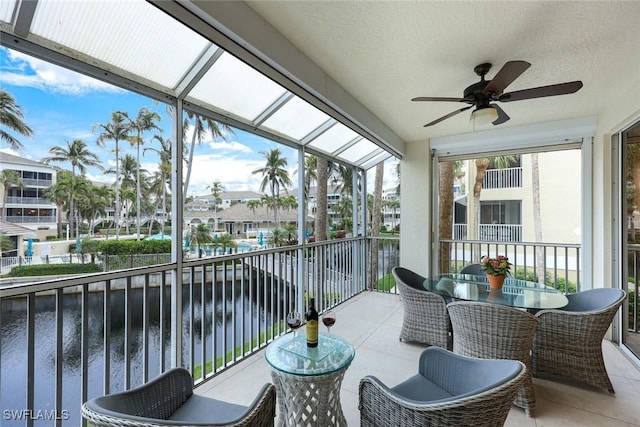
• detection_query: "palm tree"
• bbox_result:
[207,180,225,228]
[368,162,384,288]
[438,161,455,273]
[0,169,23,220]
[385,198,400,233]
[252,148,292,226]
[295,154,317,205]
[118,153,142,234]
[42,139,103,238]
[144,135,172,235]
[216,233,238,254]
[94,111,131,238]
[315,156,329,241]
[83,184,113,235]
[43,175,68,238]
[334,196,353,230]
[42,139,102,176]
[247,199,261,216]
[468,156,517,241]
[189,223,214,257]
[50,171,91,238]
[183,111,233,204]
[0,89,33,150]
[123,108,161,238]
[280,195,298,214]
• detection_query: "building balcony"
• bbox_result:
[6,196,55,206]
[482,166,523,190]
[5,215,57,224]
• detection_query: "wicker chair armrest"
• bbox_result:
[82,368,193,425]
[82,383,276,427]
[233,383,276,427]
[360,367,526,427]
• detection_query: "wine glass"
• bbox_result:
[286,312,302,339]
[322,310,336,334]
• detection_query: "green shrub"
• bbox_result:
[98,239,171,255]
[9,263,103,277]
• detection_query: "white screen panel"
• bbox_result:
[307,123,359,153]
[261,96,330,140]
[190,52,286,121]
[31,0,209,88]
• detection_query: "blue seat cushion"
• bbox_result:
[392,375,452,402]
[168,394,248,423]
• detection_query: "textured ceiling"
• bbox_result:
[246,1,640,143]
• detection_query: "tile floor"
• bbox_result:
[196,291,640,426]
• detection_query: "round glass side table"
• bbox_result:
[265,332,355,427]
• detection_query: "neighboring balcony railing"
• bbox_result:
[6,196,55,205]
[453,223,523,242]
[0,237,369,427]
[5,215,57,223]
[439,238,581,292]
[481,166,523,189]
[20,178,53,187]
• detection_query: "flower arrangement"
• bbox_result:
[481,255,512,276]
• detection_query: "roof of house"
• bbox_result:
[0,151,52,169]
[218,202,311,222]
[0,220,37,237]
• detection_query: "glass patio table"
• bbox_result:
[425,273,569,310]
[265,332,355,427]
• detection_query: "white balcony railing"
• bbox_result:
[482,167,523,189]
[0,237,402,426]
[453,223,523,242]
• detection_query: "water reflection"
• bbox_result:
[1,281,277,427]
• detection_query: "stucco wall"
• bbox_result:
[399,141,432,277]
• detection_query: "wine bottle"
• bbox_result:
[306,297,319,348]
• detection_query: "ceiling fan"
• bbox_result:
[412,61,583,127]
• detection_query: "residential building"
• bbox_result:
[382,187,400,231]
[0,152,58,241]
[454,150,581,245]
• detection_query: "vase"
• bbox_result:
[487,288,505,302]
[486,274,506,290]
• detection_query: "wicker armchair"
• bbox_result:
[392,266,452,349]
[447,301,539,417]
[81,367,276,427]
[459,263,484,275]
[532,288,626,393]
[359,346,526,427]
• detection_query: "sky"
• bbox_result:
[0,46,398,198]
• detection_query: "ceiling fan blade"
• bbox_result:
[491,104,510,125]
[498,81,583,102]
[483,60,531,95]
[424,106,472,127]
[412,96,467,102]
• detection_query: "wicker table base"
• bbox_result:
[270,368,348,427]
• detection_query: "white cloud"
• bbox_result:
[3,48,122,95]
[207,140,253,153]
[187,154,266,196]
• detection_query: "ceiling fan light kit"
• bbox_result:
[412,60,583,128]
[471,106,499,126]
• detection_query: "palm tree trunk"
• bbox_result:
[369,163,384,289]
[136,142,141,239]
[471,158,490,258]
[183,131,198,205]
[532,153,545,283]
[115,141,121,238]
[439,162,455,273]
